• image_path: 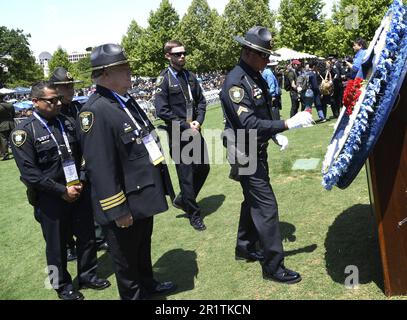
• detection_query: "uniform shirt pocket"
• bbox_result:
[123,156,155,193]
[120,131,148,160]
[35,141,59,164]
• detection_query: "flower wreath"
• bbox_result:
[322,0,407,190]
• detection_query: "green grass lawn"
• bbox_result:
[1,92,406,300]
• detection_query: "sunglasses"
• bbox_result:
[256,51,270,59]
[37,95,64,104]
[248,47,270,59]
[170,52,187,57]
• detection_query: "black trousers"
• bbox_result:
[271,96,282,120]
[169,129,210,216]
[332,84,343,117]
[67,220,106,249]
[289,91,300,117]
[35,187,97,292]
[0,130,11,156]
[102,216,158,300]
[237,155,285,274]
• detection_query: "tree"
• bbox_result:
[121,20,145,74]
[176,0,220,72]
[0,26,43,88]
[48,47,72,76]
[324,0,393,57]
[122,0,179,76]
[217,0,277,71]
[71,56,92,89]
[276,0,326,56]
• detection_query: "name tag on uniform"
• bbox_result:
[62,159,80,187]
[142,134,164,166]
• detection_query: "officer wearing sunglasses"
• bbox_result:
[154,40,210,232]
[10,81,110,300]
[220,26,314,285]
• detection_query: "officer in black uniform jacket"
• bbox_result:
[50,67,109,258]
[220,26,314,284]
[154,40,209,231]
[11,81,110,300]
[50,67,83,120]
[78,44,176,300]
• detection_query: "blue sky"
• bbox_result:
[1,0,334,57]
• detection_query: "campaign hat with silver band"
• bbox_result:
[91,44,130,71]
[50,67,82,85]
[234,26,279,56]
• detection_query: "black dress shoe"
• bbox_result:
[79,278,111,290]
[262,267,302,284]
[97,242,109,252]
[173,194,187,212]
[190,215,206,231]
[235,249,264,262]
[67,248,77,262]
[57,289,84,300]
[149,281,177,296]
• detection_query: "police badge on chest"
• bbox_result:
[252,87,263,100]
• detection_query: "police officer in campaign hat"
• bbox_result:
[220,26,314,284]
[11,81,110,300]
[50,67,83,120]
[78,43,176,300]
[51,67,109,260]
[154,40,210,231]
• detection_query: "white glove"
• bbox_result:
[273,134,289,151]
[286,111,314,130]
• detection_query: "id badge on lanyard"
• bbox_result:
[169,68,194,123]
[142,134,165,166]
[34,113,80,187]
[62,158,80,187]
[112,92,165,166]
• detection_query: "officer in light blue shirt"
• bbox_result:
[262,62,282,120]
[347,38,367,79]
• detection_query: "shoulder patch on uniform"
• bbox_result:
[79,112,94,133]
[155,76,164,87]
[237,106,249,117]
[12,130,27,147]
[229,86,244,104]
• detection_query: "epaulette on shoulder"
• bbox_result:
[20,116,35,127]
[84,93,102,110]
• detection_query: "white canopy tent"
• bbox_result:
[270,47,320,62]
[0,88,15,95]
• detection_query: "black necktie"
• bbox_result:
[177,71,191,102]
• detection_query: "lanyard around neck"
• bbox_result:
[34,112,72,156]
[111,91,148,135]
[168,67,193,103]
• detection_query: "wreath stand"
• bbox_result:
[366,75,407,296]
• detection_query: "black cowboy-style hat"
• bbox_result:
[50,67,82,85]
[234,26,280,56]
[91,44,130,71]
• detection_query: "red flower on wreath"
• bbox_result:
[343,77,363,116]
